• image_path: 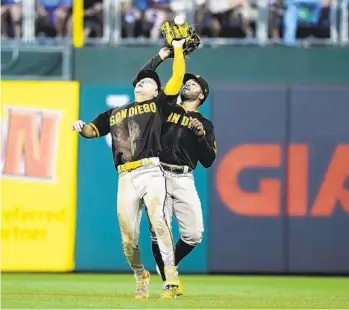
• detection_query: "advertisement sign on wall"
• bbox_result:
[287,87,349,273]
[211,87,288,273]
[210,87,349,273]
[1,81,79,271]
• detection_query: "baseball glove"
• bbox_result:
[160,21,202,57]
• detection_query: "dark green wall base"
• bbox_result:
[74,46,349,85]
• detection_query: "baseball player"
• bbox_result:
[72,39,186,299]
[138,48,216,295]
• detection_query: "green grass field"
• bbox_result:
[2,273,349,309]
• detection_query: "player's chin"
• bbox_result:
[181,91,193,100]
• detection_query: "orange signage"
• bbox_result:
[216,144,349,217]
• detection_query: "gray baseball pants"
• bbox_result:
[117,158,175,274]
[148,163,204,247]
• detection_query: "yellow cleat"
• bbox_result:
[164,266,179,287]
[160,285,177,299]
[176,280,184,296]
[135,270,150,299]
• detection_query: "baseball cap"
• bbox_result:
[133,69,162,90]
[183,73,210,102]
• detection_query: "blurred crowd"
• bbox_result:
[1,0,103,38]
[0,0,341,41]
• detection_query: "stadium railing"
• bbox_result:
[1,0,348,80]
[1,0,348,45]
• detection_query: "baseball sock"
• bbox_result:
[151,241,166,281]
[175,239,195,265]
[134,267,145,278]
[152,239,196,282]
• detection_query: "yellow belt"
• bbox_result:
[117,158,152,173]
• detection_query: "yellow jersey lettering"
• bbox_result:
[181,116,189,126]
[150,102,157,113]
[129,107,135,117]
[167,112,173,122]
[110,115,115,126]
[171,113,181,124]
[121,109,127,120]
[115,111,121,123]
[138,105,144,114]
[143,104,150,113]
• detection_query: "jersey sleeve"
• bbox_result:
[132,55,163,86]
[156,90,179,110]
[90,108,113,137]
[163,47,185,96]
[155,46,185,111]
[197,121,217,168]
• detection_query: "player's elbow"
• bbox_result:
[80,124,99,139]
[202,155,216,168]
[202,162,212,168]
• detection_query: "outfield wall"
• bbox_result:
[1,46,349,273]
[1,82,348,274]
[1,81,79,272]
[210,86,349,274]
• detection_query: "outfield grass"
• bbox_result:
[1,273,349,309]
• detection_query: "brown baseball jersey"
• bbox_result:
[90,92,177,169]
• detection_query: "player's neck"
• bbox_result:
[135,94,152,103]
[182,100,200,112]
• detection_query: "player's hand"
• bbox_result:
[191,118,205,137]
[159,47,171,60]
[72,120,86,132]
[172,38,185,48]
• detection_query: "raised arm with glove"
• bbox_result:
[160,21,202,58]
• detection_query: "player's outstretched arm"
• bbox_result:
[72,120,98,139]
[132,48,171,86]
[163,39,185,96]
[146,47,171,71]
[158,47,172,62]
[72,109,112,139]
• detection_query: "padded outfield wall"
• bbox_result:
[1,46,348,273]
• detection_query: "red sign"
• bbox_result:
[2,108,60,180]
[216,144,349,217]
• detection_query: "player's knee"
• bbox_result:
[122,240,132,253]
[148,213,169,235]
[119,223,137,247]
[122,240,139,258]
[182,229,203,246]
[122,234,132,244]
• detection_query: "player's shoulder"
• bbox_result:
[109,102,134,114]
[156,89,179,103]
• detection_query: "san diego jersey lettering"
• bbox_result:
[160,104,217,169]
[90,92,176,168]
